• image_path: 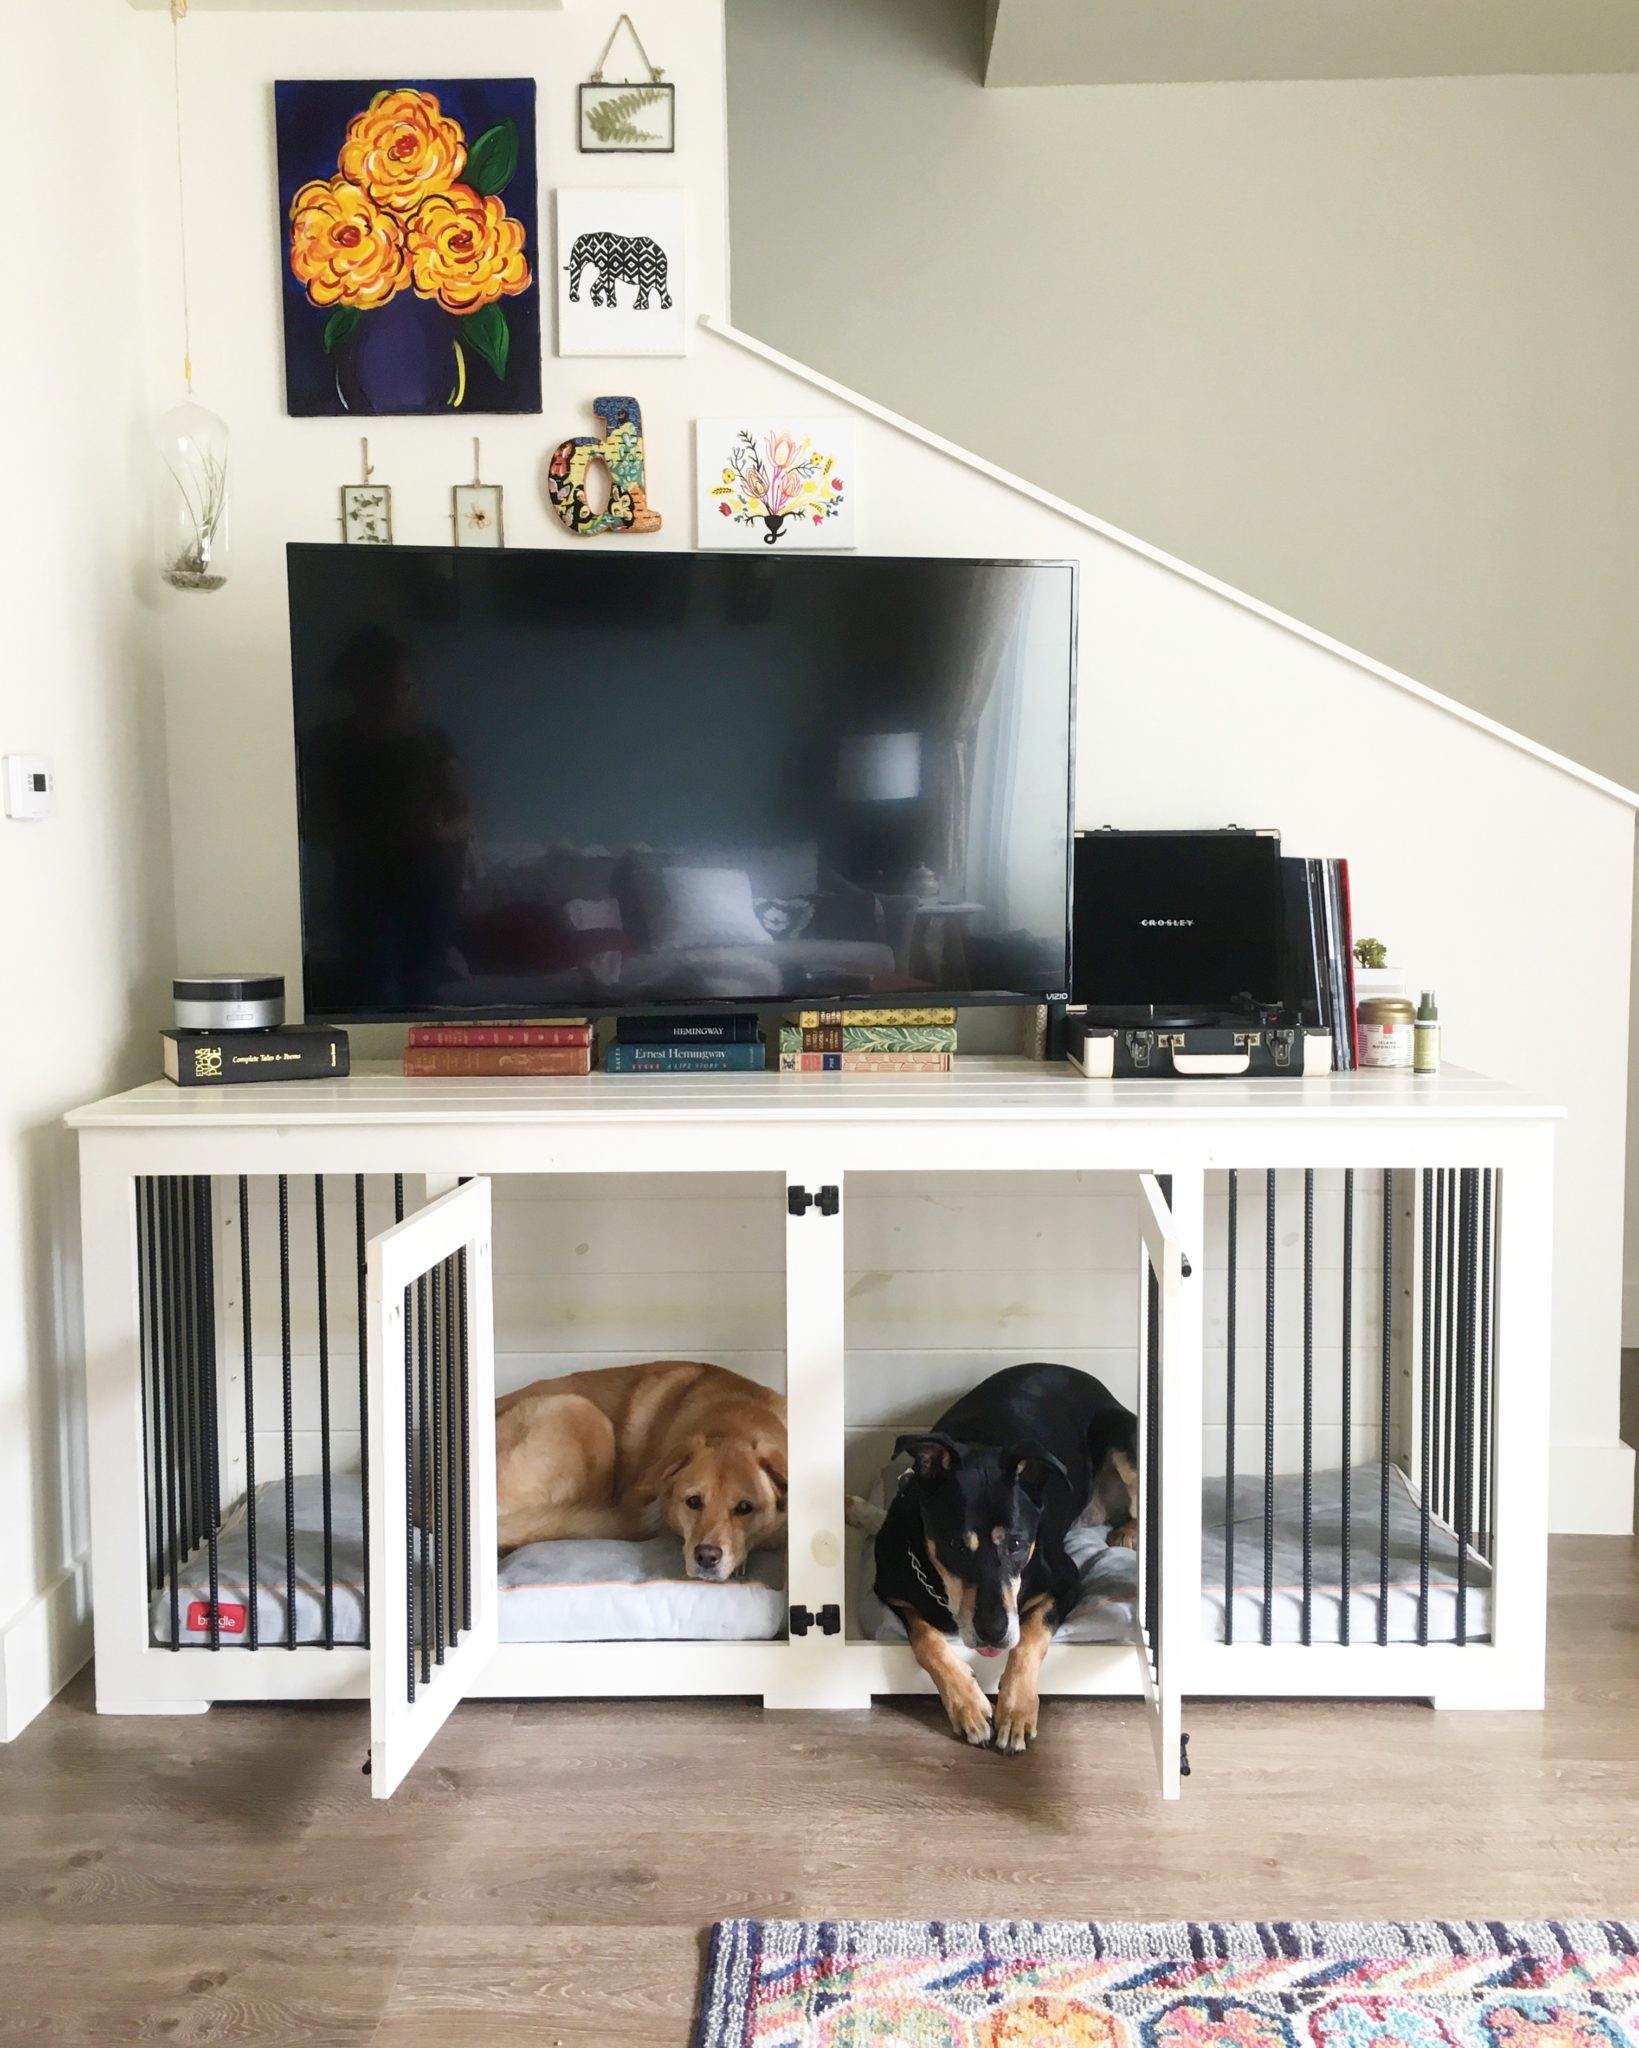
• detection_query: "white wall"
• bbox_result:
[726,0,1639,1362]
[123,0,1632,1585]
[0,0,176,1737]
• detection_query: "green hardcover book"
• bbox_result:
[779,1024,958,1053]
[162,1027,350,1087]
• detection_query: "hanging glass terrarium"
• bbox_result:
[154,399,231,593]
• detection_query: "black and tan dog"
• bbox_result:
[867,1362,1138,1752]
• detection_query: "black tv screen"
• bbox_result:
[287,544,1077,1020]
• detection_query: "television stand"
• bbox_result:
[66,1058,1556,1801]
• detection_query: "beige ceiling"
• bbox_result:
[984,0,1639,84]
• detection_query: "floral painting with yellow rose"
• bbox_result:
[275,79,539,416]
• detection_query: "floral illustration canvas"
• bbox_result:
[696,419,856,548]
[275,79,540,416]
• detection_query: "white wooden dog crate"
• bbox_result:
[68,1061,1555,1799]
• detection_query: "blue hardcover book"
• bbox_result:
[604,1041,766,1072]
[614,1012,762,1044]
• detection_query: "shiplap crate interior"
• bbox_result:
[70,1063,1554,1799]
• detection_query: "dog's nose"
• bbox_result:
[694,1545,723,1573]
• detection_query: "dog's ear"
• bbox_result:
[648,1432,707,1495]
[1008,1445,1071,1503]
[894,1431,963,1481]
[757,1442,788,1499]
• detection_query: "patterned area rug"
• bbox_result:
[693,1919,1639,2048]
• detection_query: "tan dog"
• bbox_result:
[495,1360,788,1581]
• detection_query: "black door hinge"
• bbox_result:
[789,1602,842,1637]
[1180,1731,1192,1779]
[787,1184,841,1218]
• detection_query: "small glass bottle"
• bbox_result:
[154,400,231,592]
[1414,990,1441,1075]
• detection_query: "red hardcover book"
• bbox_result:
[1337,858,1359,1068]
[407,1025,593,1048]
[403,1048,593,1077]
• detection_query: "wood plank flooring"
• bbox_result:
[4,1533,1639,2044]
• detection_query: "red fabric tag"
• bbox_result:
[186,1599,248,1634]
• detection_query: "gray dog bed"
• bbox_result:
[855,1461,1490,1648]
[151,1472,787,1646]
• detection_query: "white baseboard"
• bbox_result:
[1548,1438,1636,1535]
[0,1556,92,1742]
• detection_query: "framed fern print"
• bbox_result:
[578,80,674,154]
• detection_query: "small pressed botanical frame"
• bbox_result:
[578,80,674,153]
[342,484,393,545]
[453,482,505,548]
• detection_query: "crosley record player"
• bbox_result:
[1066,827,1331,1079]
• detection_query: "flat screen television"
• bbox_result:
[286,544,1077,1020]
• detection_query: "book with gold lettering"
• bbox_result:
[162,1027,349,1087]
[797,1007,956,1028]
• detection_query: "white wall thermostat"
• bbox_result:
[3,755,55,821]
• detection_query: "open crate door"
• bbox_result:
[1136,1173,1186,1799]
[367,1178,497,1799]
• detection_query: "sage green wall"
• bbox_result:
[725,0,1639,1340]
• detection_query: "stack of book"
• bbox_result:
[402,1020,593,1077]
[604,1013,766,1073]
[778,1007,957,1073]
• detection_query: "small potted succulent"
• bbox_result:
[1353,936,1408,1002]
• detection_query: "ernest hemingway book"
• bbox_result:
[614,1013,762,1044]
[604,1041,765,1073]
[163,1027,349,1087]
[778,1051,950,1073]
[780,1025,957,1054]
[402,1047,592,1077]
[799,1007,956,1028]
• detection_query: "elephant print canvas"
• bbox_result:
[275,79,541,416]
[697,419,856,549]
[555,189,686,357]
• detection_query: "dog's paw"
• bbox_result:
[845,1494,887,1537]
[943,1678,994,1747]
[1108,1518,1138,1550]
[993,1688,1039,1754]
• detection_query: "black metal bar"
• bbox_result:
[1224,1169,1238,1646]
[239,1175,259,1652]
[1443,1169,1458,1517]
[403,1280,416,1707]
[1456,1168,1477,1645]
[444,1254,459,1652]
[1479,1169,1495,1562]
[177,1176,197,1552]
[196,1179,222,1652]
[355,1175,370,1646]
[138,1180,158,1594]
[315,1176,335,1651]
[1263,1168,1276,1648]
[417,1269,432,1687]
[396,1177,413,1701]
[1339,1169,1354,1645]
[430,1255,445,1666]
[459,1244,471,1636]
[1418,1166,1433,1646]
[1431,1167,1446,1523]
[160,1180,181,1649]
[278,1176,297,1650]
[1378,1168,1393,1647]
[1300,1170,1315,1645]
[1145,1262,1161,1665]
